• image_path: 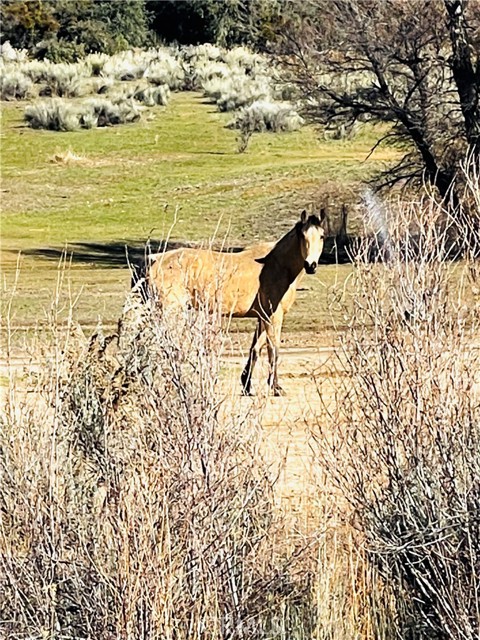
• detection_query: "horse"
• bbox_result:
[139,210,326,395]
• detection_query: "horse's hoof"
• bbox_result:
[273,387,286,397]
[241,387,253,397]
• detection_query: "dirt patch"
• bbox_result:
[220,340,343,505]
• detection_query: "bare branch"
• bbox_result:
[277,0,480,210]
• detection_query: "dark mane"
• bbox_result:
[255,224,299,265]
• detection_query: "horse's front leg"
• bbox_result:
[266,309,285,396]
[241,319,266,395]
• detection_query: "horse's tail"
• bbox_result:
[130,254,154,302]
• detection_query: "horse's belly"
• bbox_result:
[220,287,258,317]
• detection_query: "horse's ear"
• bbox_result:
[300,209,308,224]
[319,208,326,223]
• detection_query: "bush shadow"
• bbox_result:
[23,239,246,269]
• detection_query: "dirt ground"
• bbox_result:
[0,331,345,521]
[220,335,345,511]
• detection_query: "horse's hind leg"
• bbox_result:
[266,309,285,396]
[241,320,266,395]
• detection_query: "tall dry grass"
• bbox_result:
[0,292,319,639]
[313,159,480,639]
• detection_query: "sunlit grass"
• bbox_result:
[1,91,397,332]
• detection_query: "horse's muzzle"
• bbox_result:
[304,261,317,274]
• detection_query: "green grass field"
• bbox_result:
[1,92,399,335]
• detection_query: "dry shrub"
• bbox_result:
[0,69,32,100]
[313,164,480,639]
[0,295,316,639]
[49,149,88,165]
[228,100,303,134]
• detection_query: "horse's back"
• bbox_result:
[147,246,266,315]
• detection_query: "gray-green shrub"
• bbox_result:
[204,74,272,112]
[24,99,81,131]
[101,49,148,80]
[24,97,141,131]
[0,40,29,62]
[85,52,110,77]
[229,100,304,133]
[41,62,88,98]
[144,55,185,90]
[16,59,52,83]
[134,85,170,107]
[0,69,32,100]
[83,97,141,126]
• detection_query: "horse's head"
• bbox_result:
[296,209,326,274]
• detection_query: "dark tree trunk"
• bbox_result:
[396,108,458,205]
[444,0,480,154]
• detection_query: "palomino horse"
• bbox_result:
[143,210,325,395]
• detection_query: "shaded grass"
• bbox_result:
[1,92,397,331]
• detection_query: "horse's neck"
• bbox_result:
[269,229,304,284]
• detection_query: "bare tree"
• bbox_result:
[278,0,480,209]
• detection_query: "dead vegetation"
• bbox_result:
[0,294,314,638]
[312,160,480,639]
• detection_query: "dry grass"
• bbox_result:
[0,286,396,639]
[312,159,480,639]
[1,295,312,638]
[49,149,88,165]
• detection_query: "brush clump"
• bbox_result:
[0,295,317,639]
